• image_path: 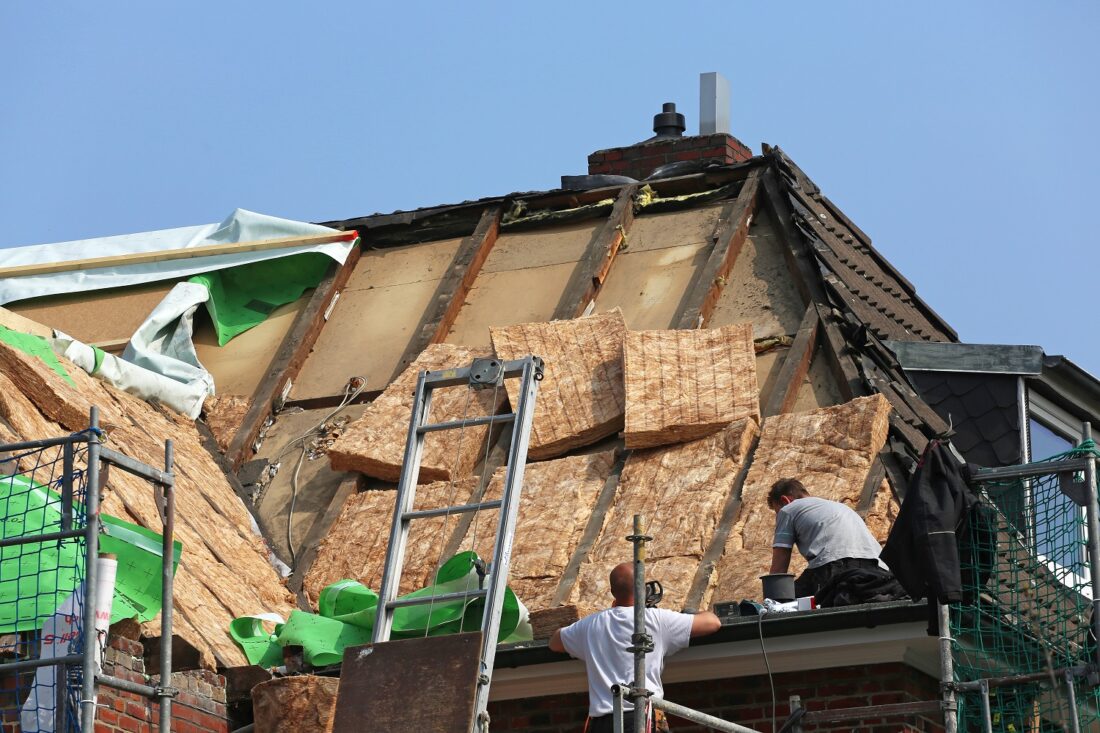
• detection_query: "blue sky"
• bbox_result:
[2,2,1097,377]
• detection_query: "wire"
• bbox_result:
[758,610,777,732]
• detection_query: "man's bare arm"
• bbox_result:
[689,611,721,637]
[770,546,792,574]
[548,628,565,653]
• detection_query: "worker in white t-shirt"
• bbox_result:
[549,562,721,733]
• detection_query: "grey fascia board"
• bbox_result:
[884,341,1044,375]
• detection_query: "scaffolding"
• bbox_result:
[0,407,176,733]
[948,426,1100,732]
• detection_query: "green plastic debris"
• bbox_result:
[0,474,182,633]
[230,552,531,668]
[189,252,335,346]
[0,326,75,386]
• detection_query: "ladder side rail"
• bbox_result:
[472,356,541,723]
[373,369,434,643]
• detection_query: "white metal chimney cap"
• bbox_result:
[699,72,731,135]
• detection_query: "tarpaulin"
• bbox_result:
[230,552,532,668]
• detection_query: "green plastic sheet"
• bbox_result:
[188,252,333,346]
[230,552,530,668]
[0,474,182,633]
[0,326,74,386]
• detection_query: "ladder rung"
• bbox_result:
[403,500,503,521]
[386,588,487,610]
[417,413,515,434]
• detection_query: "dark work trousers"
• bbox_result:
[794,557,879,598]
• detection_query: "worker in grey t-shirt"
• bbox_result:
[767,477,885,598]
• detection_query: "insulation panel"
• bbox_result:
[623,324,759,449]
[490,310,626,461]
[569,419,757,615]
[713,394,892,603]
[326,343,505,482]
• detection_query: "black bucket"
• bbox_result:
[759,573,795,602]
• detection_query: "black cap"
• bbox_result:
[652,102,686,138]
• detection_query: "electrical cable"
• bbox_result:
[761,607,778,730]
[283,377,366,570]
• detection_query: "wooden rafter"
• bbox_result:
[673,169,762,329]
[227,246,362,469]
[552,185,637,320]
[815,303,864,402]
[392,205,502,376]
[761,303,820,417]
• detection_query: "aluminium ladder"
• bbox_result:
[371,355,543,732]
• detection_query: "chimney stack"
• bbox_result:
[587,82,751,180]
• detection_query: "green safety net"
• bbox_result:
[951,440,1100,731]
[0,326,74,385]
[0,474,182,633]
[188,252,334,346]
[230,551,529,668]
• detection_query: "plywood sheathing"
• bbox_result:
[623,324,760,450]
[490,310,626,461]
[203,395,251,453]
[303,479,478,604]
[712,394,892,604]
[593,205,725,331]
[326,343,505,482]
[293,238,464,400]
[569,419,758,616]
[454,451,616,612]
[445,222,599,349]
[0,339,294,668]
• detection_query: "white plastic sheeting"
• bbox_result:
[0,209,354,305]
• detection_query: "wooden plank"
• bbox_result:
[552,184,638,319]
[227,245,362,470]
[394,206,502,374]
[759,166,827,307]
[0,230,358,279]
[334,633,482,733]
[623,325,760,450]
[761,304,820,417]
[815,303,863,402]
[674,169,762,329]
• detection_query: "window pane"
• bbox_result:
[1029,418,1083,570]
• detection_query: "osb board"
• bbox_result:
[593,205,723,331]
[194,298,306,398]
[712,395,891,603]
[293,238,464,400]
[489,310,626,461]
[709,206,805,340]
[623,325,759,449]
[0,339,294,668]
[303,479,478,605]
[7,281,174,345]
[445,221,598,348]
[454,451,616,612]
[253,405,367,563]
[569,419,758,616]
[253,675,339,733]
[203,394,251,453]
[327,343,505,482]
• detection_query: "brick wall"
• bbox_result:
[587,133,752,181]
[1,634,229,733]
[488,662,945,733]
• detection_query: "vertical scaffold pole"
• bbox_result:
[159,440,175,733]
[80,408,102,733]
[1081,423,1100,671]
[939,602,958,733]
[628,514,652,733]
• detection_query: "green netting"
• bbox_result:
[951,442,1099,731]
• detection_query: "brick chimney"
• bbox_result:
[587,102,752,180]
